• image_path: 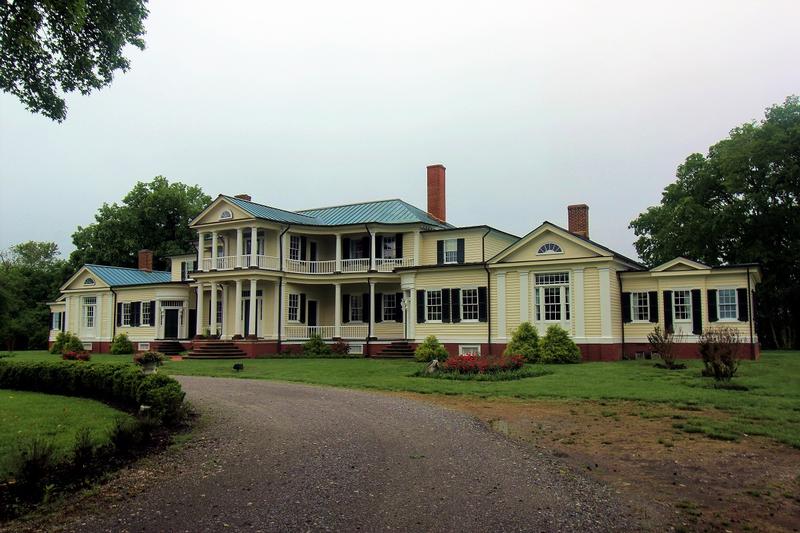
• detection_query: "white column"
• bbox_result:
[248,278,257,337]
[221,284,228,338]
[497,272,507,339]
[155,300,162,339]
[598,267,612,338]
[195,285,204,335]
[413,231,421,266]
[408,289,416,340]
[370,231,377,271]
[573,268,585,338]
[210,282,218,334]
[273,282,280,339]
[234,279,243,336]
[211,231,219,269]
[369,280,376,338]
[335,234,342,272]
[519,271,529,323]
[282,232,290,270]
[198,232,205,271]
[334,283,342,337]
[251,226,258,266]
[64,296,70,333]
[236,228,243,267]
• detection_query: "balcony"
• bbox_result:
[283,324,369,339]
[202,255,280,271]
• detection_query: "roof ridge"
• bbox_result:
[222,195,319,221]
[297,197,406,213]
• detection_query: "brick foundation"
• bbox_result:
[622,342,759,361]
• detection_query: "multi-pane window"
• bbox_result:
[382,236,396,259]
[289,236,301,260]
[288,294,299,321]
[121,302,131,327]
[534,272,570,322]
[537,242,563,255]
[216,300,223,326]
[426,290,443,321]
[459,345,481,356]
[718,289,738,320]
[383,294,396,321]
[444,239,458,264]
[142,302,152,326]
[632,292,650,321]
[461,288,479,321]
[673,290,691,320]
[52,312,62,330]
[350,295,363,322]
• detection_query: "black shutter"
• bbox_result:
[416,290,426,323]
[691,289,702,334]
[300,294,307,323]
[149,301,156,326]
[663,291,673,333]
[361,237,370,259]
[456,239,465,264]
[61,312,65,331]
[376,236,384,259]
[707,290,718,322]
[395,234,403,258]
[343,238,351,260]
[478,286,488,322]
[300,237,308,260]
[737,288,749,321]
[442,288,451,323]
[451,288,461,323]
[375,292,383,323]
[49,312,54,330]
[342,295,350,324]
[116,302,123,327]
[436,240,444,264]
[621,292,632,323]
[362,293,370,322]
[132,302,141,327]
[395,292,403,322]
[648,291,658,323]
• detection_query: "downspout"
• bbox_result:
[747,266,755,359]
[277,224,291,352]
[482,229,492,355]
[617,269,625,359]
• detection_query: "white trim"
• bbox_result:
[458,344,481,356]
[598,267,612,338]
[459,287,480,322]
[716,287,739,322]
[519,271,529,323]
[496,272,506,340]
[573,268,585,337]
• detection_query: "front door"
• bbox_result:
[164,309,179,339]
[242,298,263,337]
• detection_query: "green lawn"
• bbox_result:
[3,350,799,447]
[0,389,131,478]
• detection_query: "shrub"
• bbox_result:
[699,327,741,382]
[11,438,56,501]
[540,324,581,363]
[648,326,683,369]
[62,351,91,361]
[504,322,541,362]
[133,351,164,367]
[50,331,67,354]
[443,353,524,374]
[414,335,449,362]
[331,339,350,355]
[302,334,332,356]
[136,374,186,425]
[51,331,84,355]
[110,333,134,355]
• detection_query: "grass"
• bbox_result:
[3,350,800,447]
[0,389,131,478]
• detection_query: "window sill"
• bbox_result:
[425,320,443,324]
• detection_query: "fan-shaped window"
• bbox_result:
[219,209,233,220]
[83,277,96,285]
[537,242,563,255]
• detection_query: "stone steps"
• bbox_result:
[187,341,247,360]
[373,341,415,359]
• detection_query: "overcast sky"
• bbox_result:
[1,0,798,261]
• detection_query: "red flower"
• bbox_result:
[442,353,524,374]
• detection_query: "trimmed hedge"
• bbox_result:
[0,361,185,425]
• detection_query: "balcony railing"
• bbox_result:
[241,254,279,270]
[199,255,412,274]
[340,258,370,273]
[285,259,337,274]
[283,324,369,339]
[375,257,414,272]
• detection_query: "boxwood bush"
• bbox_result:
[0,360,186,425]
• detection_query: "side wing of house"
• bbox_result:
[55,267,113,346]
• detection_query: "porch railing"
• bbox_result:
[283,324,369,339]
[375,257,414,272]
[200,255,412,273]
[214,256,237,270]
[239,254,279,270]
[340,258,370,273]
[284,259,337,274]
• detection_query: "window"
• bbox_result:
[673,290,691,321]
[83,277,95,285]
[444,239,458,264]
[383,294,396,321]
[631,292,650,322]
[537,242,563,255]
[461,288,479,321]
[382,236,396,259]
[52,312,61,330]
[288,294,299,322]
[289,236,301,261]
[350,295,363,322]
[121,302,131,326]
[718,289,738,320]
[459,345,481,356]
[216,300,223,326]
[534,272,570,323]
[425,290,443,321]
[142,301,152,326]
[82,297,96,329]
[219,209,233,220]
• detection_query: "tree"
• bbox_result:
[0,0,149,121]
[70,176,211,271]
[630,96,800,349]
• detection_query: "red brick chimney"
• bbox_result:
[234,194,251,201]
[138,249,154,272]
[426,164,446,223]
[567,204,589,238]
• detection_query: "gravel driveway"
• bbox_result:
[59,377,644,532]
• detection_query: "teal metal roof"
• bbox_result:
[299,199,450,227]
[222,195,449,227]
[86,265,172,287]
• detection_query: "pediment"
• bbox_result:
[61,266,110,291]
[190,197,255,227]
[490,223,606,263]
[651,257,711,272]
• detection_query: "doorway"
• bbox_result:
[164,309,180,339]
[242,297,263,337]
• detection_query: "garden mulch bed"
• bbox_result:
[403,394,800,532]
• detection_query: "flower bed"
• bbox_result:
[415,353,549,381]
